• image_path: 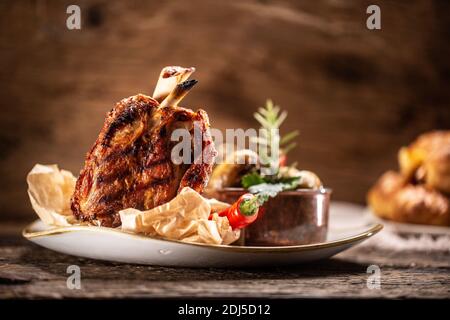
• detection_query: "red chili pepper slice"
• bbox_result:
[209,193,268,230]
[278,153,288,168]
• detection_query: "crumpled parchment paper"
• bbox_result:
[27,164,78,226]
[26,164,239,245]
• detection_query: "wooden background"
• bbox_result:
[0,0,449,221]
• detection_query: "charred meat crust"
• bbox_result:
[70,94,216,227]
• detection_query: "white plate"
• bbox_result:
[23,206,382,267]
[366,209,450,236]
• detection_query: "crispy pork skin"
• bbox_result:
[71,93,216,227]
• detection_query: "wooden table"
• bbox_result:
[0,222,449,299]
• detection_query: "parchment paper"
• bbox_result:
[26,164,239,245]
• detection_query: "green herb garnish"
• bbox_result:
[252,100,299,157]
[242,172,301,195]
[241,172,266,189]
[240,100,308,198]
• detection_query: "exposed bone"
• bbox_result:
[159,79,198,108]
[152,66,195,102]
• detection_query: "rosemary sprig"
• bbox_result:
[252,100,299,174]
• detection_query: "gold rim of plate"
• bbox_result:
[23,220,383,253]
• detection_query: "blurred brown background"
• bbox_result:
[0,0,449,221]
